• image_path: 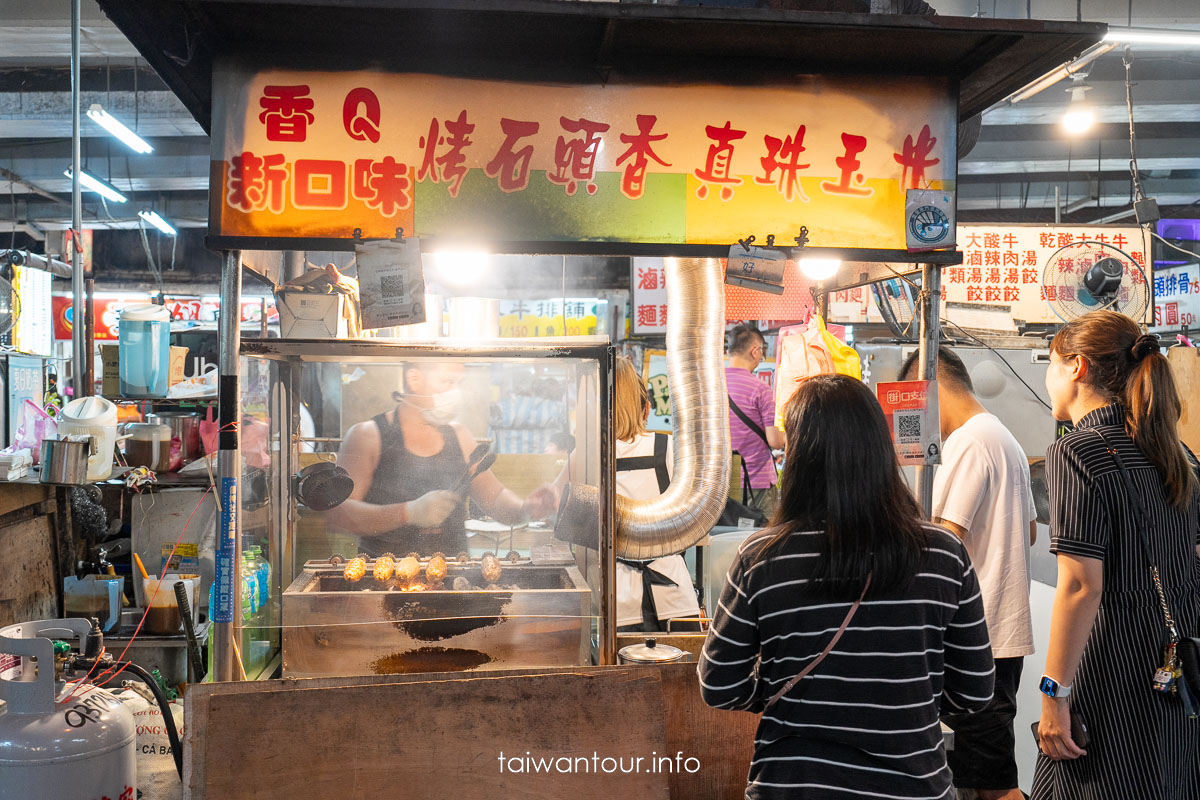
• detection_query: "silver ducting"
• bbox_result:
[615,257,730,559]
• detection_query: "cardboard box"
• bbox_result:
[99,343,120,397]
[169,346,189,386]
[275,291,349,339]
[99,343,189,396]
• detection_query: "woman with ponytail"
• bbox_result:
[1032,310,1200,799]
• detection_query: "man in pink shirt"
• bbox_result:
[725,324,784,517]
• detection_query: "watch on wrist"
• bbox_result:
[1039,675,1072,698]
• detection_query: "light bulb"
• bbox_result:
[1062,108,1095,135]
[799,259,841,281]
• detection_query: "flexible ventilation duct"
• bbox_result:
[614,257,730,559]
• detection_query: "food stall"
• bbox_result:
[84,2,1102,797]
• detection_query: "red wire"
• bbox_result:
[67,485,213,701]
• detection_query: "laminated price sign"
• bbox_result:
[876,380,940,466]
[355,237,426,329]
[725,245,786,295]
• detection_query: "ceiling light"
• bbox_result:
[1061,78,1094,135]
[799,258,841,281]
[64,168,127,203]
[432,250,489,287]
[1104,28,1200,47]
[138,210,176,236]
[86,104,153,154]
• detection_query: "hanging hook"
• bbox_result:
[352,227,363,243]
[737,234,756,252]
[793,227,810,249]
[765,234,776,248]
[394,227,405,240]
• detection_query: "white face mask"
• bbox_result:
[421,389,462,424]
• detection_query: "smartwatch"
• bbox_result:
[1039,675,1072,698]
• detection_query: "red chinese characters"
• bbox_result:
[353,157,412,216]
[419,110,475,198]
[293,159,347,209]
[616,115,670,200]
[549,117,611,196]
[821,133,872,197]
[485,118,540,193]
[227,151,287,214]
[259,85,315,142]
[637,265,661,291]
[893,124,938,191]
[1003,287,1021,302]
[694,121,746,201]
[755,126,810,202]
[636,305,658,328]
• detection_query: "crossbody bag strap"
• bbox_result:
[1092,429,1181,643]
[764,574,872,711]
[729,394,770,449]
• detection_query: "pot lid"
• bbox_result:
[618,637,686,663]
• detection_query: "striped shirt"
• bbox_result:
[699,526,995,800]
[727,367,777,489]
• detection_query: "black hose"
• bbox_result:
[109,662,184,782]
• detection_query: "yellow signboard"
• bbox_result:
[210,66,956,249]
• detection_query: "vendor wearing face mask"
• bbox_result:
[328,362,535,557]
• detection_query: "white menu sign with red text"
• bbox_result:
[949,224,1147,324]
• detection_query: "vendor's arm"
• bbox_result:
[324,421,411,534]
[452,425,528,524]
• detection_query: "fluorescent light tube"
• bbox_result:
[64,169,128,203]
[86,104,153,154]
[1104,28,1200,47]
[138,210,177,236]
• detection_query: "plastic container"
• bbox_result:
[141,574,199,635]
[123,422,172,472]
[63,575,123,632]
[57,396,118,481]
[119,303,171,398]
[146,411,201,466]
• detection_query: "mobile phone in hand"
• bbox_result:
[1031,713,1090,750]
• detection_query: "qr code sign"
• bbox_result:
[895,410,922,441]
[380,275,406,298]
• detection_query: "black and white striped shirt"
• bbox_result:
[699,526,995,800]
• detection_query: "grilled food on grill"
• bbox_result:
[452,576,473,591]
[374,553,396,582]
[426,552,448,584]
[455,551,471,564]
[343,555,367,582]
[480,551,502,584]
[505,550,521,563]
[397,555,421,583]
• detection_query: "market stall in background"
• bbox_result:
[0,2,1126,799]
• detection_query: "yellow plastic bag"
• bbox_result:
[774,316,861,427]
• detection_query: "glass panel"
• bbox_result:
[240,344,606,680]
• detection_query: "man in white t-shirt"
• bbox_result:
[900,347,1036,800]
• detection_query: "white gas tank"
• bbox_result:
[57,396,118,481]
[0,619,136,800]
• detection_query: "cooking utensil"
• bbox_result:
[39,436,91,485]
[146,411,202,465]
[617,637,689,665]
[452,449,496,495]
[174,580,206,682]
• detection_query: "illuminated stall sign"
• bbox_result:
[1152,264,1199,331]
[950,224,1147,324]
[211,68,956,249]
[498,298,604,338]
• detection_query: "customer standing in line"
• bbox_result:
[699,374,995,800]
[900,347,1036,800]
[725,323,784,518]
[1032,310,1200,800]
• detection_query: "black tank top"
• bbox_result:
[360,408,469,557]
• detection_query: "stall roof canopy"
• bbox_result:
[96,0,1104,133]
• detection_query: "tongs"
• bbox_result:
[452,442,495,496]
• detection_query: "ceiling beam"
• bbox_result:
[0,89,204,139]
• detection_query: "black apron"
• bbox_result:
[360,408,469,557]
[616,433,678,631]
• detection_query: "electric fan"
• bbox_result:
[870,276,920,338]
[0,275,20,336]
[1041,240,1150,323]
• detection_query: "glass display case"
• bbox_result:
[239,338,613,679]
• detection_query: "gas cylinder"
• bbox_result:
[0,618,136,800]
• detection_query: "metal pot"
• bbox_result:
[146,411,202,464]
[616,637,689,665]
[39,437,91,485]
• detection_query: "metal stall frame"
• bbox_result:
[217,335,616,676]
